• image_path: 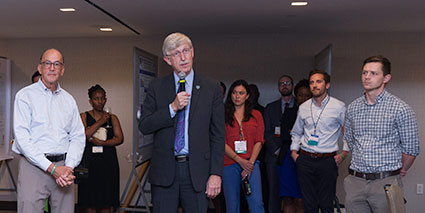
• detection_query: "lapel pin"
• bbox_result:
[196,85,200,90]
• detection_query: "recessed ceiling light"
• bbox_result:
[100,27,113,32]
[291,1,308,6]
[59,8,76,12]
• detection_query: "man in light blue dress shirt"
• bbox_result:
[13,48,85,212]
[290,70,349,213]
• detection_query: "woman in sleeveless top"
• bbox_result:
[78,84,124,213]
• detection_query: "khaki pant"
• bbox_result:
[344,174,403,213]
[17,157,74,213]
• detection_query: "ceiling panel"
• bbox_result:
[1,0,424,39]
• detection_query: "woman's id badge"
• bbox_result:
[307,134,319,146]
[234,140,247,154]
[92,146,103,153]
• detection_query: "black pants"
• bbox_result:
[265,162,280,213]
[151,161,208,213]
[296,153,338,213]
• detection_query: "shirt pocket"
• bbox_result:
[32,108,48,127]
[318,113,341,133]
[54,99,74,133]
[373,113,394,138]
[242,120,259,141]
[302,114,314,128]
[59,111,73,133]
[226,125,241,144]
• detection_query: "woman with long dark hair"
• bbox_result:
[223,79,265,213]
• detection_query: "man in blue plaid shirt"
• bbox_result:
[344,55,420,213]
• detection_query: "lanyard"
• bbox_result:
[310,98,328,135]
[239,125,245,140]
[236,117,245,140]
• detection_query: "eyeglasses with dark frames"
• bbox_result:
[40,61,63,69]
[278,81,292,86]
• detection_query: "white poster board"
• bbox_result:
[0,57,11,158]
[133,47,157,166]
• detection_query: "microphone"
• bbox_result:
[178,72,186,92]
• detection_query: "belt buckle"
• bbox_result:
[309,152,318,158]
[379,172,386,179]
[175,155,187,162]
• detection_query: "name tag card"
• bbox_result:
[92,146,103,153]
[307,134,319,146]
[234,140,247,154]
[274,126,281,137]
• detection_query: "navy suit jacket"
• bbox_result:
[139,72,225,192]
[263,99,298,164]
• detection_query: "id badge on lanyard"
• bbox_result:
[234,122,247,154]
[307,134,319,146]
[235,140,247,154]
[308,100,327,147]
[274,126,281,137]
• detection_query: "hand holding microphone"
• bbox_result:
[171,72,190,112]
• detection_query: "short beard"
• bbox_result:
[280,90,292,97]
[311,89,325,98]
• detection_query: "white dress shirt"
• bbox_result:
[13,80,85,171]
[290,95,348,153]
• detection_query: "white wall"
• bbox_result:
[1,32,424,212]
[0,40,5,52]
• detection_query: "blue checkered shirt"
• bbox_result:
[344,90,419,173]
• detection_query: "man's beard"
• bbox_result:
[280,89,292,97]
[311,88,324,98]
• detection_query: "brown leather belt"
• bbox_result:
[300,149,336,158]
[175,155,189,162]
[349,168,400,180]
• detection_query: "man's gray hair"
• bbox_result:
[162,32,193,56]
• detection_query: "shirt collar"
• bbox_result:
[281,95,296,107]
[312,94,330,107]
[362,89,387,105]
[173,69,194,88]
[37,79,62,94]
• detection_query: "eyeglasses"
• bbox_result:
[168,48,191,58]
[40,61,63,69]
[278,81,292,86]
